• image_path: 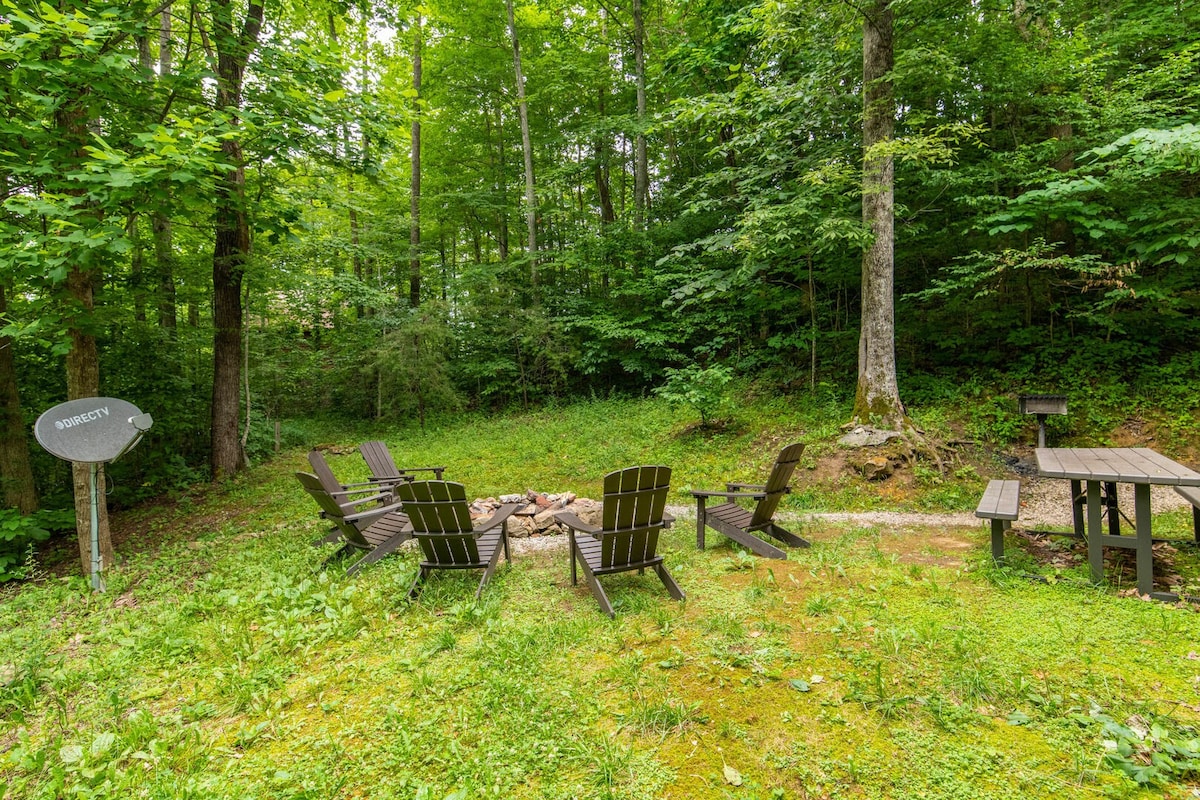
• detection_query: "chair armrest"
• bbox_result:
[340,479,385,490]
[691,489,766,500]
[475,503,524,533]
[663,511,675,529]
[726,482,767,492]
[552,510,601,537]
[329,486,388,501]
[344,500,406,526]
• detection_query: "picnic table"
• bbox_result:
[1035,447,1200,601]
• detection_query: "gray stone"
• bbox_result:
[838,425,904,448]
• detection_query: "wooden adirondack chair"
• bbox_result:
[295,471,413,576]
[359,441,446,486]
[308,449,395,508]
[691,443,809,559]
[553,465,685,618]
[394,480,521,600]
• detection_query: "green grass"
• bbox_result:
[1,397,1198,799]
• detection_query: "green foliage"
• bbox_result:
[1093,708,1200,787]
[0,509,56,582]
[653,364,733,426]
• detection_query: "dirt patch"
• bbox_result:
[872,528,978,568]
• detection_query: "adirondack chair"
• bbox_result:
[308,449,396,507]
[359,440,446,486]
[295,471,413,576]
[553,465,685,618]
[691,443,809,559]
[394,480,521,600]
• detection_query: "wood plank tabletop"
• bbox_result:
[1035,447,1200,485]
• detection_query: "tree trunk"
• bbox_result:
[0,284,38,514]
[632,0,648,230]
[209,0,263,480]
[852,0,905,430]
[409,18,423,308]
[506,0,537,279]
[154,4,177,329]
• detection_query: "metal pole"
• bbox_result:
[1037,414,1047,448]
[89,462,105,593]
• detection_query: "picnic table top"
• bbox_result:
[1035,447,1200,486]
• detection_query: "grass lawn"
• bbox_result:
[1,398,1198,799]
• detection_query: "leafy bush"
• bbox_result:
[654,364,733,426]
[0,508,61,582]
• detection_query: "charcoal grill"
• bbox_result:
[1018,393,1067,448]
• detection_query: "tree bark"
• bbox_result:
[409,17,423,308]
[853,0,905,430]
[209,0,263,480]
[632,0,648,230]
[0,284,38,514]
[506,0,537,280]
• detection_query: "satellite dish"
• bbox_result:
[34,398,151,464]
[33,397,154,593]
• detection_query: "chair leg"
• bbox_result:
[569,529,579,586]
[312,528,343,547]
[654,563,686,601]
[320,542,355,568]
[710,518,787,559]
[695,498,707,550]
[1193,506,1199,545]
[476,532,509,599]
[573,551,614,618]
[763,522,809,548]
[345,531,410,577]
[407,566,429,600]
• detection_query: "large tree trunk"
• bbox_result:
[852,0,905,430]
[48,43,114,576]
[209,0,263,480]
[0,284,38,514]
[506,0,537,282]
[409,18,422,308]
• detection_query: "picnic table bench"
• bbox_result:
[975,479,1021,562]
[1176,486,1200,544]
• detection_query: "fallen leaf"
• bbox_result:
[790,678,811,692]
[810,674,825,684]
[723,764,743,786]
[1186,652,1199,661]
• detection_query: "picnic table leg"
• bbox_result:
[1104,481,1121,537]
[1086,480,1104,584]
[1070,480,1085,538]
[1134,483,1153,597]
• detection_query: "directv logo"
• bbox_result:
[53,407,111,431]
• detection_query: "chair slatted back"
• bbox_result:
[748,443,805,529]
[598,466,671,570]
[307,450,346,495]
[395,480,480,565]
[295,472,369,549]
[360,440,401,481]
